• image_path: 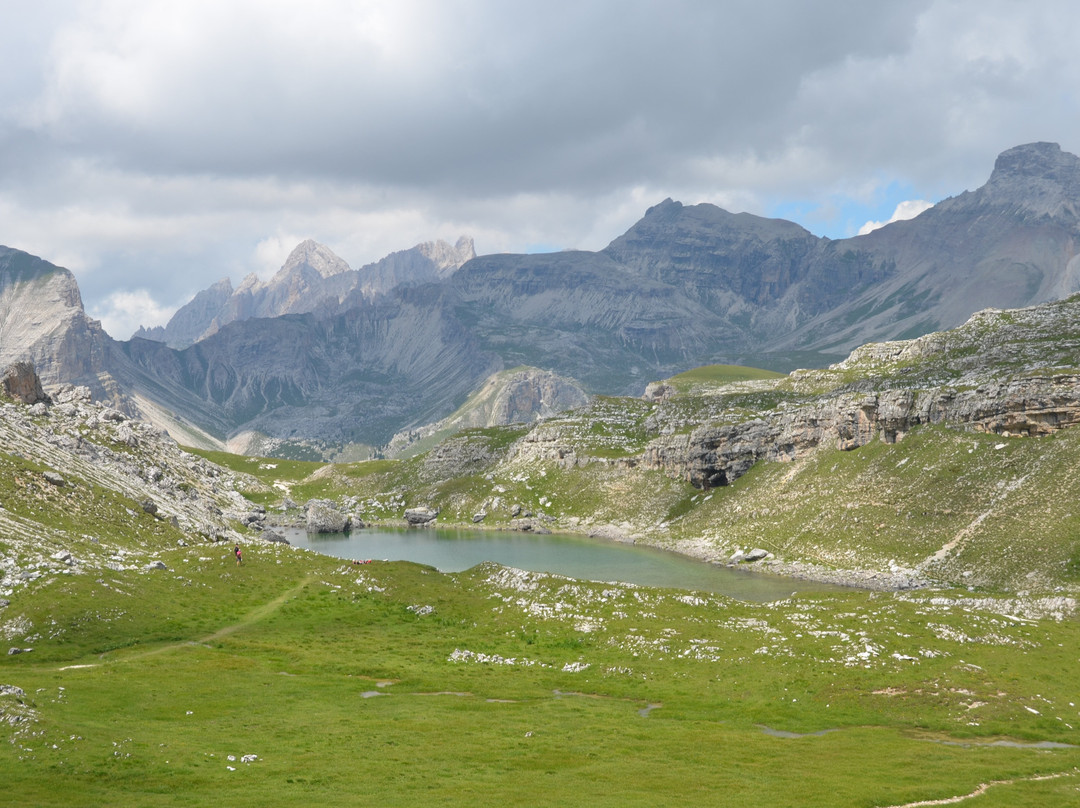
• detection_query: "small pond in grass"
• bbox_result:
[284,527,844,602]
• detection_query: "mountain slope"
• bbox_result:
[113,284,503,456]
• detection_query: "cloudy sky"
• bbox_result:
[2,0,1080,338]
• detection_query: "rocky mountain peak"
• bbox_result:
[279,239,352,279]
[416,236,477,277]
[976,141,1080,218]
[990,141,1077,180]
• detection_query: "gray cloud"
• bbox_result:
[1,1,1079,337]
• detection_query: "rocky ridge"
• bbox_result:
[383,367,591,458]
[0,247,112,392]
[8,143,1080,457]
[135,237,476,349]
[509,296,1080,489]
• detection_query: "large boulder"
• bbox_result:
[404,507,438,526]
[306,499,349,533]
[2,362,46,404]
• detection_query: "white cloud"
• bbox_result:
[90,289,176,340]
[2,1,1080,320]
[858,199,934,235]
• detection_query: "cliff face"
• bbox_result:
[638,376,1080,489]
[0,247,112,391]
[383,366,591,458]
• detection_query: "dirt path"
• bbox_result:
[58,575,317,670]
[877,769,1076,807]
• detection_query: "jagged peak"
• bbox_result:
[279,239,352,279]
[207,277,234,294]
[645,198,682,217]
[235,272,262,293]
[417,236,476,274]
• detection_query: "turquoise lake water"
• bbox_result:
[284,526,842,602]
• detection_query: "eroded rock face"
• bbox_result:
[639,375,1080,489]
[2,362,46,404]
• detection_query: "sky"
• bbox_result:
[2,1,1080,339]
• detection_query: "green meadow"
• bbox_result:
[4,538,1080,806]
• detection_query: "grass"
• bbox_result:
[667,363,785,391]
[4,543,1080,806]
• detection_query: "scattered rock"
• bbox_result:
[472,511,487,523]
[145,561,168,571]
[140,499,158,516]
[260,528,289,545]
[7,647,32,656]
[42,471,66,487]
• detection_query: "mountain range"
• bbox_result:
[4,141,1080,458]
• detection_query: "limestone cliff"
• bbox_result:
[0,247,112,391]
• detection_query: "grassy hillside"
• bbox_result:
[667,363,786,391]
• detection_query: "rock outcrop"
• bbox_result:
[384,367,591,458]
[2,362,46,404]
[638,375,1080,489]
[404,507,438,526]
[509,296,1080,490]
[0,247,112,389]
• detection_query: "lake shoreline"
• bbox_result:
[266,514,934,594]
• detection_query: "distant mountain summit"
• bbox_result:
[134,236,475,349]
[979,141,1080,218]
[278,239,352,279]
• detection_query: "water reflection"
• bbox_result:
[284,526,839,602]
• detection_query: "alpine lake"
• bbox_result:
[284,525,843,602]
